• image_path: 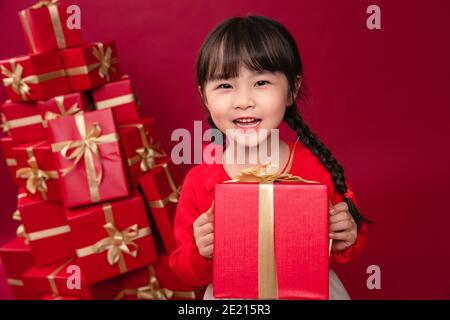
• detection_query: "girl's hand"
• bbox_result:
[193,202,214,259]
[329,201,358,252]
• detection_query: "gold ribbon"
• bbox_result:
[44,95,81,121]
[6,158,17,166]
[1,113,9,134]
[95,93,135,110]
[146,162,181,208]
[27,225,71,242]
[7,278,24,287]
[47,259,73,298]
[31,0,59,9]
[12,209,29,244]
[51,113,119,203]
[4,114,44,129]
[75,203,151,274]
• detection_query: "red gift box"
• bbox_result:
[139,162,180,253]
[13,140,62,201]
[0,136,19,185]
[61,41,121,91]
[1,100,46,143]
[0,52,69,102]
[214,181,329,300]
[12,190,29,243]
[48,109,130,208]
[120,255,197,300]
[92,75,140,123]
[22,258,123,299]
[19,0,84,54]
[38,92,90,127]
[119,117,166,187]
[17,195,75,267]
[0,237,38,300]
[66,191,158,284]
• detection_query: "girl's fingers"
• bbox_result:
[329,212,349,224]
[202,244,214,259]
[329,231,354,242]
[206,202,214,221]
[329,219,354,233]
[329,202,348,215]
[199,233,214,247]
[195,221,214,238]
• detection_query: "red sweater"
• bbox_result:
[169,140,368,287]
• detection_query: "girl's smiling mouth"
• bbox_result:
[232,117,262,129]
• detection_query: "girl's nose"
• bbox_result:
[233,90,256,110]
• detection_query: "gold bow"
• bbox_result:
[31,0,58,9]
[0,113,9,134]
[1,61,36,100]
[15,156,58,199]
[92,44,117,80]
[136,142,167,172]
[12,210,28,244]
[44,96,81,121]
[136,271,174,300]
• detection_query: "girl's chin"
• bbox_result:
[226,128,271,147]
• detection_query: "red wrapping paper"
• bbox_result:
[38,92,90,127]
[22,258,123,299]
[0,100,46,143]
[48,109,130,208]
[66,191,158,284]
[0,137,19,185]
[17,195,75,267]
[19,0,84,54]
[60,41,121,91]
[92,75,140,123]
[13,140,62,201]
[0,51,69,102]
[214,182,329,300]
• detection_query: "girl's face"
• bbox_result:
[201,66,297,147]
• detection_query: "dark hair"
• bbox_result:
[196,15,370,226]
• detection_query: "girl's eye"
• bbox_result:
[255,80,270,87]
[217,83,232,89]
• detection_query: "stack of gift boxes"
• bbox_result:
[0,0,198,300]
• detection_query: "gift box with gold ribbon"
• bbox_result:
[22,258,123,299]
[139,162,181,253]
[0,136,19,185]
[0,237,39,300]
[19,0,84,54]
[66,191,158,284]
[119,255,197,300]
[119,117,166,187]
[1,100,46,143]
[48,109,130,208]
[213,164,329,299]
[92,75,140,123]
[0,51,69,102]
[13,140,62,202]
[60,41,121,91]
[17,194,75,267]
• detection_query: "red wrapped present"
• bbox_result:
[0,52,69,102]
[66,191,158,284]
[1,100,46,143]
[119,118,166,187]
[61,41,121,91]
[19,0,84,54]
[38,92,89,128]
[12,190,30,244]
[0,137,19,185]
[120,255,197,300]
[22,258,123,299]
[92,75,140,123]
[13,140,61,201]
[0,237,39,300]
[48,109,129,208]
[213,166,330,299]
[139,162,180,253]
[17,195,75,267]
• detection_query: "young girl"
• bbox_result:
[169,15,369,300]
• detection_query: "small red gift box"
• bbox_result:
[17,195,75,267]
[13,140,62,201]
[1,100,46,143]
[48,109,130,208]
[214,181,329,300]
[0,52,69,101]
[0,136,19,185]
[119,117,166,187]
[0,237,38,300]
[139,162,180,253]
[61,41,121,91]
[22,258,123,299]
[92,75,140,123]
[38,92,90,127]
[66,191,158,284]
[120,255,197,300]
[19,0,84,54]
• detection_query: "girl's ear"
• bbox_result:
[198,86,208,107]
[288,75,302,106]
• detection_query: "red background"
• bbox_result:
[1,0,449,299]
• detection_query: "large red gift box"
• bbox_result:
[22,259,123,300]
[92,75,140,123]
[120,255,197,300]
[0,137,19,185]
[48,109,130,208]
[0,52,69,101]
[139,162,180,253]
[214,182,329,300]
[18,0,84,54]
[17,195,75,267]
[61,41,121,91]
[38,92,90,127]
[1,100,46,143]
[0,237,39,300]
[13,140,62,202]
[119,117,165,187]
[66,191,158,284]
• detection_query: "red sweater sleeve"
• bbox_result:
[169,169,213,286]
